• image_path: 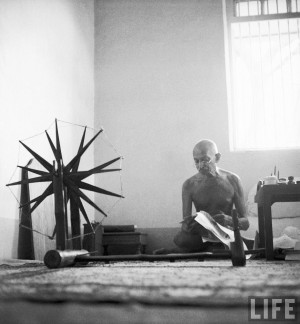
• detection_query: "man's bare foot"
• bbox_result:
[153,248,171,255]
[153,243,227,255]
[153,247,192,255]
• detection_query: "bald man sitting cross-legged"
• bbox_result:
[154,139,250,254]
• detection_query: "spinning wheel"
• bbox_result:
[7,119,124,250]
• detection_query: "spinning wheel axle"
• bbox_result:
[44,248,264,269]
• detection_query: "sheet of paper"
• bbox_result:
[194,211,248,251]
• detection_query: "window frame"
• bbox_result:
[223,0,300,151]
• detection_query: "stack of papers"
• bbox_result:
[194,211,248,251]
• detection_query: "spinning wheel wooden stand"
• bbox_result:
[7,119,124,250]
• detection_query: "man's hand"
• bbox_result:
[212,213,233,229]
[181,215,210,236]
[181,215,199,233]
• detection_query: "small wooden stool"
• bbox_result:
[102,232,147,255]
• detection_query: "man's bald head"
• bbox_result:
[193,139,219,156]
[193,140,221,174]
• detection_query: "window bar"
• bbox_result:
[266,0,270,14]
[258,22,267,145]
[267,20,278,145]
[296,18,300,103]
[283,18,292,138]
[277,19,287,131]
[233,0,300,17]
[237,0,241,17]
[234,0,238,17]
[297,17,300,143]
[236,23,244,148]
[246,22,252,148]
[232,23,241,148]
[287,19,294,88]
[287,0,292,12]
[261,0,266,15]
[288,19,300,147]
[248,21,258,146]
[297,16,300,44]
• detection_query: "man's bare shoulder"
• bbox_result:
[218,167,239,177]
[218,168,242,186]
[182,173,202,189]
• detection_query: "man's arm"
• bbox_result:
[212,174,249,231]
[231,174,249,231]
[182,180,193,219]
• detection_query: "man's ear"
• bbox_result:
[215,153,221,162]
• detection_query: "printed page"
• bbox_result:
[194,211,248,251]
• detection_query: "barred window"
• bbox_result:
[234,0,300,17]
[224,0,300,150]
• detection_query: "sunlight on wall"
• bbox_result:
[230,18,300,150]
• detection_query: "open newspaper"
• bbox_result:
[194,211,248,251]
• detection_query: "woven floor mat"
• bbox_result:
[0,259,299,306]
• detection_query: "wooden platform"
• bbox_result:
[103,232,147,255]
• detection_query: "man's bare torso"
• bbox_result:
[183,168,238,216]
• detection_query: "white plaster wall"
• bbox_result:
[94,0,300,228]
[0,0,94,259]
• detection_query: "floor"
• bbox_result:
[0,258,299,323]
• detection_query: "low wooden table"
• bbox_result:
[255,183,300,260]
[102,232,147,255]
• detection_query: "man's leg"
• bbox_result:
[153,231,213,255]
[153,216,226,255]
[173,230,208,252]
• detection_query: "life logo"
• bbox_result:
[248,297,297,321]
